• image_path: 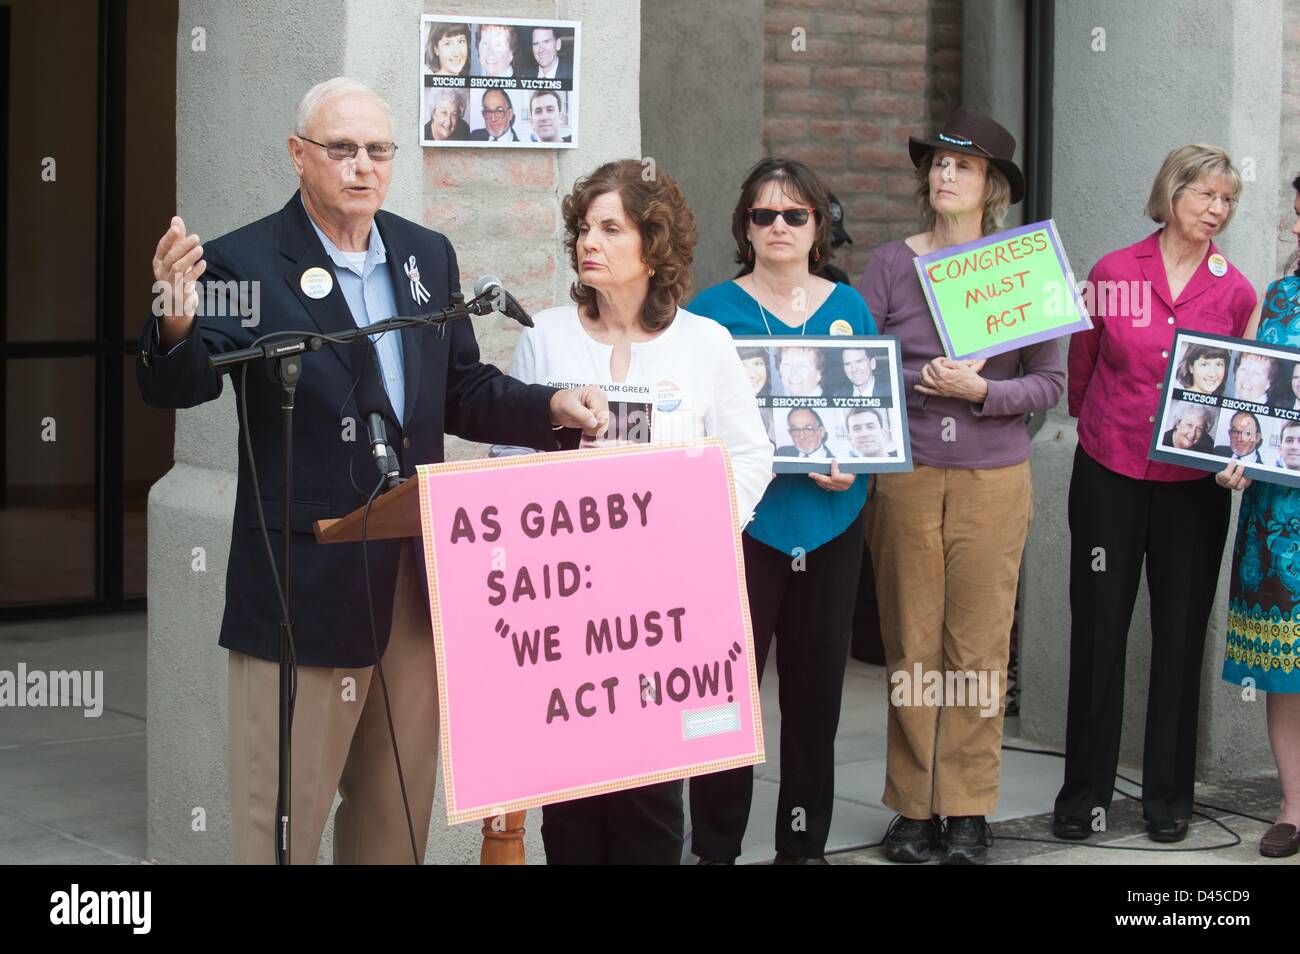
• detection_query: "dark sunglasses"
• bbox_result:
[747,207,815,227]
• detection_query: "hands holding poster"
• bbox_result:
[1149,330,1300,489]
[417,441,763,823]
[914,219,1091,360]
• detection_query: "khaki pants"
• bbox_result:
[867,462,1032,818]
[227,541,440,864]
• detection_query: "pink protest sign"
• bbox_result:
[417,440,763,824]
[416,441,759,821]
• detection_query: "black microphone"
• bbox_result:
[348,337,402,492]
[473,274,534,328]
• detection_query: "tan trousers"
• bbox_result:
[867,462,1032,818]
[228,541,440,864]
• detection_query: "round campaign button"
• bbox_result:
[1208,253,1228,278]
[300,267,334,299]
[655,380,683,413]
[829,319,854,336]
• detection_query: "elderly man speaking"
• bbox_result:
[137,77,605,864]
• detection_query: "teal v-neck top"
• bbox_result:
[686,280,876,555]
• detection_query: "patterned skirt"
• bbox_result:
[1224,481,1300,693]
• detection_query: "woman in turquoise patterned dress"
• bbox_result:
[1220,176,1300,857]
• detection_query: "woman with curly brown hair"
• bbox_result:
[493,159,773,864]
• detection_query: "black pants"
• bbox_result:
[1055,446,1230,824]
[689,514,865,860]
[540,781,683,865]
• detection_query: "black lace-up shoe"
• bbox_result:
[882,814,941,863]
[940,815,993,865]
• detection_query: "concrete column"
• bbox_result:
[960,0,1025,229]
[148,0,641,864]
[640,0,765,290]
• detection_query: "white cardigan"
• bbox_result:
[491,305,773,523]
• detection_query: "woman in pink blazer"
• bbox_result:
[1054,144,1257,844]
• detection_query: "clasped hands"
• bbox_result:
[915,356,989,403]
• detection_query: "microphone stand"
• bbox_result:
[208,291,480,864]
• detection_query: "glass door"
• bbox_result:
[0,0,177,618]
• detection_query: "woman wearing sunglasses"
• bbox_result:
[860,108,1063,864]
[686,158,876,864]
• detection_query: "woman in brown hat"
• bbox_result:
[858,107,1064,864]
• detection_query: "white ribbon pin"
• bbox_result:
[405,255,431,306]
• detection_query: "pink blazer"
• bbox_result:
[1068,230,1256,482]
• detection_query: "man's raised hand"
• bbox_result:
[152,215,206,349]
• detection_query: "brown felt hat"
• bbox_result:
[908,107,1025,205]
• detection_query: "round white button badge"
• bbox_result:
[300,267,333,299]
[829,319,853,336]
[1208,253,1228,278]
[655,380,684,413]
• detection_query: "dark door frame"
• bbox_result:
[0,5,8,513]
[0,0,140,621]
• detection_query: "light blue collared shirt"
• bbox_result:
[306,207,406,425]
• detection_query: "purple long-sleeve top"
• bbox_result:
[858,238,1066,469]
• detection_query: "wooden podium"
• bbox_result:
[314,477,527,865]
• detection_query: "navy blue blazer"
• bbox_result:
[137,193,564,666]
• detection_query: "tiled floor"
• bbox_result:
[0,613,146,864]
[0,611,1291,865]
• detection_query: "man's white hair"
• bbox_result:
[294,77,392,136]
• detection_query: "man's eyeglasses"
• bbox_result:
[748,207,815,228]
[1229,429,1259,438]
[297,136,398,161]
[788,425,822,436]
[482,107,512,119]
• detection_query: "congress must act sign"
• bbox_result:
[914,219,1091,361]
[416,440,764,824]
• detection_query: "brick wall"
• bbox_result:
[762,0,960,284]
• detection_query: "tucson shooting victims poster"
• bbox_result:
[420,15,579,149]
[733,336,913,474]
